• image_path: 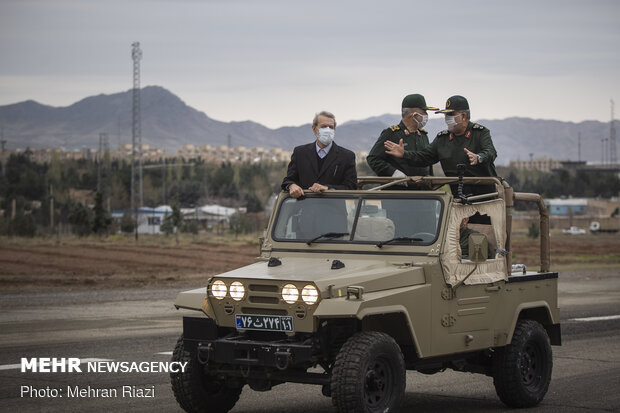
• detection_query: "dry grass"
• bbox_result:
[511,231,620,270]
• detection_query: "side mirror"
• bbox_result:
[468,233,488,263]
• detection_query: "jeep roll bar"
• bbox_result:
[356,176,551,274]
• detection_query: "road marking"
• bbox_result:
[156,351,173,356]
[571,315,620,322]
[0,358,112,371]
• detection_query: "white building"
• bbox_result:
[111,204,245,234]
[111,206,171,234]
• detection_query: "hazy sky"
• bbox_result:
[1,0,619,128]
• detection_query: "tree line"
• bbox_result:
[0,152,287,237]
[1,152,618,238]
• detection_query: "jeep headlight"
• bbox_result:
[301,285,319,305]
[281,284,299,304]
[229,281,245,301]
[211,280,227,300]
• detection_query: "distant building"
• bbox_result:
[110,203,246,234]
[544,198,588,216]
[182,204,245,230]
[110,206,171,234]
[509,157,563,172]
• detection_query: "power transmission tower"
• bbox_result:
[131,41,143,237]
[611,99,617,165]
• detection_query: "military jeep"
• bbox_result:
[170,175,561,413]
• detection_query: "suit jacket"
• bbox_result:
[281,141,357,191]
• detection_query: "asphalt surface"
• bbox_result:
[0,268,619,412]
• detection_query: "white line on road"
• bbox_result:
[156,351,173,356]
[570,315,620,322]
[0,358,112,371]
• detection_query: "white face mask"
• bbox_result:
[414,113,428,129]
[317,127,335,146]
[445,114,460,130]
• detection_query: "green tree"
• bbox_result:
[229,211,245,239]
[245,193,263,213]
[161,212,174,235]
[67,201,92,237]
[92,192,112,236]
[120,210,135,234]
[7,210,37,237]
[170,202,182,244]
[5,154,46,200]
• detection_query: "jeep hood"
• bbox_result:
[212,257,426,295]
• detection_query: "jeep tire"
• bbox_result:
[493,320,553,408]
[170,335,243,413]
[331,331,406,413]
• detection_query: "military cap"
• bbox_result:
[436,95,469,113]
[401,94,438,110]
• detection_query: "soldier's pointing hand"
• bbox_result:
[464,148,478,165]
[384,139,405,158]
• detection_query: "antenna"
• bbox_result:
[131,41,143,237]
[611,99,617,164]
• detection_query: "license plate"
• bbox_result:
[235,314,294,332]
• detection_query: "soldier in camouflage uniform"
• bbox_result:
[367,94,437,180]
[384,95,497,196]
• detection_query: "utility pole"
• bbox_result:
[577,132,581,162]
[98,133,103,192]
[50,184,54,232]
[131,41,143,239]
[162,156,166,205]
[0,126,6,177]
[602,138,609,165]
[117,116,122,152]
[611,99,617,165]
[97,133,109,193]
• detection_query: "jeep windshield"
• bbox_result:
[272,195,443,245]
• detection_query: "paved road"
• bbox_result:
[0,268,619,412]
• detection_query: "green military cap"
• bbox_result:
[436,95,469,113]
[401,94,438,111]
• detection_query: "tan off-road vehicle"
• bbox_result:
[170,173,561,413]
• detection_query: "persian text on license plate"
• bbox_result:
[235,314,294,332]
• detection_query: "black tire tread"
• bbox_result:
[170,335,242,413]
[331,331,405,413]
[493,319,553,408]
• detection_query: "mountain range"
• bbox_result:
[0,85,616,166]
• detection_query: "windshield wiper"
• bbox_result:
[376,236,423,248]
[306,232,349,246]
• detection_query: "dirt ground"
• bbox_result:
[0,240,260,291]
[511,232,620,269]
[0,233,618,291]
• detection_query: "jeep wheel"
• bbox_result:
[493,320,553,408]
[170,335,243,413]
[331,331,405,413]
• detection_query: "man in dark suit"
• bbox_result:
[281,111,357,198]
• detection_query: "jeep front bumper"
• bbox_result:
[197,336,313,370]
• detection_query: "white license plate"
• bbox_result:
[235,314,294,332]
